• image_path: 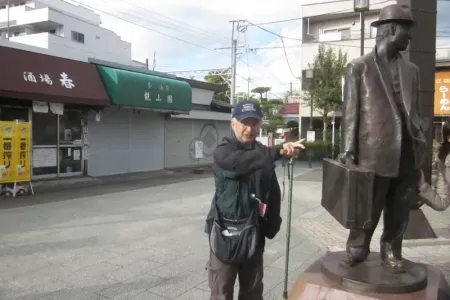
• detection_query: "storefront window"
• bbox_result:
[32,148,58,176]
[0,107,28,121]
[32,112,57,146]
[59,110,82,145]
[59,147,83,174]
[30,109,84,178]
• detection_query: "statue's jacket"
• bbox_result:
[341,47,427,178]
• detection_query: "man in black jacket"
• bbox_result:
[205,100,304,300]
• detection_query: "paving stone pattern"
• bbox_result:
[0,165,449,299]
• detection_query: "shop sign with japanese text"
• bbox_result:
[435,72,450,115]
[96,66,192,112]
[23,71,75,89]
[0,122,31,183]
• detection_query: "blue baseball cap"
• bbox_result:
[232,101,263,121]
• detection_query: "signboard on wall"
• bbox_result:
[0,121,31,183]
[194,141,204,159]
[434,72,450,115]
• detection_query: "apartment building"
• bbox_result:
[0,0,131,63]
[296,0,396,138]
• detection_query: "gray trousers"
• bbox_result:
[207,249,264,300]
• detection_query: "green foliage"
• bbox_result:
[302,45,347,141]
[295,141,340,161]
[236,92,257,102]
[251,87,271,101]
[204,69,230,103]
[305,45,347,114]
[260,98,283,133]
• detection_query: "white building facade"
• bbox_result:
[298,0,396,138]
[298,0,450,139]
[0,0,232,181]
[0,0,131,63]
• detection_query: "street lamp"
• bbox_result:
[354,0,370,56]
[305,69,314,130]
[354,0,370,12]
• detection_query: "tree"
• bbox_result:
[260,98,284,133]
[302,45,347,141]
[251,87,271,101]
[204,69,230,103]
[235,92,257,102]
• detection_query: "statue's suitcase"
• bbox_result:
[321,158,375,230]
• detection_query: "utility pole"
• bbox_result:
[360,12,365,56]
[152,51,156,71]
[290,82,293,102]
[7,0,10,40]
[230,20,238,115]
[247,77,250,100]
[354,0,370,56]
[145,58,149,70]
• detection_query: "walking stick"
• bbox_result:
[282,154,295,299]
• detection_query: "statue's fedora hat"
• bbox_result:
[371,4,415,27]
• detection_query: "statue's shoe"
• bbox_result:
[339,248,369,267]
[381,256,406,273]
[380,243,406,273]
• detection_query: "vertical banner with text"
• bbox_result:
[0,121,31,183]
[13,122,31,182]
[434,72,450,116]
[0,122,15,183]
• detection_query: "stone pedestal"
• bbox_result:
[288,252,450,300]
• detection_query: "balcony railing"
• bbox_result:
[305,31,374,43]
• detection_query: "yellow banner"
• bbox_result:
[0,122,15,183]
[434,72,450,115]
[0,121,31,183]
[13,122,31,182]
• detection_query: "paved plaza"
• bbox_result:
[1,164,450,299]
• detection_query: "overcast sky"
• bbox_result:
[65,0,450,98]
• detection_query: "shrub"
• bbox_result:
[296,140,340,161]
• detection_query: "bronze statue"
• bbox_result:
[339,4,427,273]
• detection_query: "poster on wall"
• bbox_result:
[0,121,31,183]
[32,148,57,168]
[195,141,204,159]
[307,131,316,142]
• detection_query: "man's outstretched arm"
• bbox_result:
[214,140,305,175]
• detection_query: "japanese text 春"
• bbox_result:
[60,72,75,89]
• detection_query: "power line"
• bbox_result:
[249,0,393,27]
[247,21,299,78]
[280,38,297,79]
[68,0,230,57]
[69,1,286,91]
[252,17,302,26]
[115,0,230,44]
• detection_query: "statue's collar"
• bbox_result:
[374,45,401,62]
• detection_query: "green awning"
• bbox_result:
[96,66,192,112]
